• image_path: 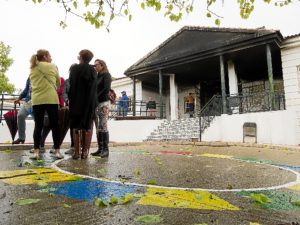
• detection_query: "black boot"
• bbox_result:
[91,132,103,156]
[100,132,109,158]
[12,138,25,144]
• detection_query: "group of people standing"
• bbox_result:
[13,49,112,160]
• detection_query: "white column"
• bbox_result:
[169,74,178,120]
[228,60,238,95]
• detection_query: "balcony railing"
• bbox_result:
[0,94,166,122]
[226,91,285,114]
[109,100,166,119]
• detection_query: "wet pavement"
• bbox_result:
[0,142,300,225]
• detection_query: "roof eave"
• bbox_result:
[125,32,282,77]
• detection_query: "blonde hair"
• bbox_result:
[30,49,49,69]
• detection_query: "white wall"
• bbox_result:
[202,110,298,145]
[111,77,142,100]
[109,119,163,142]
[281,36,300,144]
[0,119,164,144]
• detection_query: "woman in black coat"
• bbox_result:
[91,59,112,157]
[68,49,97,159]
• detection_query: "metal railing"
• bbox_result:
[109,100,166,119]
[198,91,286,141]
[226,91,285,114]
[198,95,222,141]
[0,93,20,123]
[0,93,166,122]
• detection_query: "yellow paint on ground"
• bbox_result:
[200,153,233,159]
[250,223,261,225]
[0,168,80,185]
[288,183,300,191]
[137,187,240,210]
[0,168,54,178]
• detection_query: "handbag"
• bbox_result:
[24,100,33,114]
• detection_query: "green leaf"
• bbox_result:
[97,168,107,175]
[215,18,221,26]
[147,180,157,185]
[70,176,83,181]
[141,2,145,9]
[134,214,163,224]
[133,168,141,176]
[16,198,41,206]
[94,197,109,208]
[118,193,133,204]
[36,182,48,187]
[84,0,90,7]
[63,203,71,208]
[291,200,300,207]
[249,193,271,204]
[110,195,118,204]
[73,1,77,9]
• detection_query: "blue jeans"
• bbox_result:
[121,107,128,117]
[17,102,33,140]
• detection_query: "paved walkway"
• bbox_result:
[0,142,300,225]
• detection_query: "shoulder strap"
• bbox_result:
[37,68,57,90]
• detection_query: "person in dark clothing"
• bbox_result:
[146,96,156,117]
[91,59,112,158]
[61,78,74,155]
[120,91,129,116]
[68,49,97,159]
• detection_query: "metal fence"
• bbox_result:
[226,91,285,114]
[0,93,166,122]
[109,100,166,119]
[0,93,20,123]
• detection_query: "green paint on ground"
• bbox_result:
[16,198,41,206]
[134,214,163,224]
[239,190,300,210]
[126,150,150,155]
[236,157,275,164]
[0,150,13,154]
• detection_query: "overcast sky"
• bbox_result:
[1,1,300,90]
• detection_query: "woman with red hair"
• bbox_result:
[68,49,97,159]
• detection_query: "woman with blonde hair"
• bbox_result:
[29,49,62,159]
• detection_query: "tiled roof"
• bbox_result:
[125,26,282,75]
[284,33,300,39]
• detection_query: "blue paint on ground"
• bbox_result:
[47,179,141,202]
[274,164,300,172]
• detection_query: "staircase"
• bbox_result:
[145,118,200,141]
[145,94,223,142]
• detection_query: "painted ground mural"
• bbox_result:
[0,144,300,225]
